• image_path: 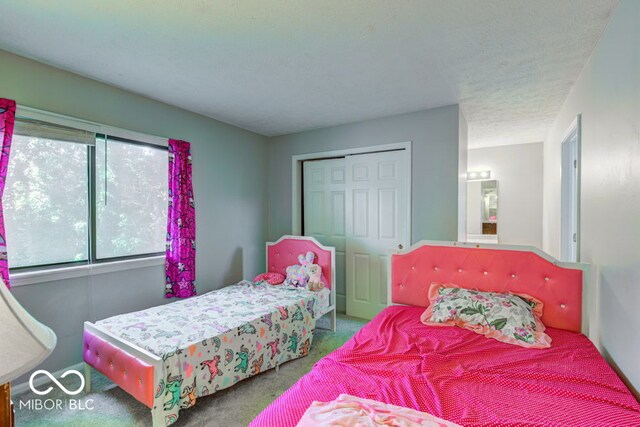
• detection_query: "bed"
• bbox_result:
[82,235,336,427]
[250,241,640,426]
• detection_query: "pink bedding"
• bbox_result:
[250,306,640,427]
[297,394,461,426]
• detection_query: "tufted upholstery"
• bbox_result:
[267,238,333,290]
[391,245,583,333]
[83,331,155,408]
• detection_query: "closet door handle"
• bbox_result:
[398,244,404,250]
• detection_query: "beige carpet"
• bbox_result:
[14,314,367,427]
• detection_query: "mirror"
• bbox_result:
[467,179,498,242]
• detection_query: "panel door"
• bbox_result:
[303,158,347,311]
[345,150,409,319]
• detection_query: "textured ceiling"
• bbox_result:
[0,0,616,148]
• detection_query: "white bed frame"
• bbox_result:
[83,235,337,426]
[265,235,337,332]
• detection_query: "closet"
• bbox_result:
[302,149,409,319]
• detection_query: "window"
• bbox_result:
[5,129,89,268]
[4,118,167,270]
[95,136,167,260]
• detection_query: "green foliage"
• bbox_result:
[95,139,167,259]
[5,136,88,267]
[4,135,167,268]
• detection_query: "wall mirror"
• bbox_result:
[467,179,498,243]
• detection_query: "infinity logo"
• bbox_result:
[29,370,85,396]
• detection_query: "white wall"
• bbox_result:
[267,105,464,244]
[468,142,543,247]
[542,0,639,394]
[458,109,468,241]
[0,49,269,383]
[466,181,483,234]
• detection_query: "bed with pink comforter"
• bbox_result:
[250,306,640,427]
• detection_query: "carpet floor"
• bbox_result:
[14,314,367,427]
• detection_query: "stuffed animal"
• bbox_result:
[284,251,316,288]
[306,264,325,291]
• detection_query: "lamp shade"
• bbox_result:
[0,282,57,384]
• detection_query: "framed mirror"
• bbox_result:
[467,179,498,242]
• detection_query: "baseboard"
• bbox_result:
[10,362,85,396]
[614,365,639,402]
[601,347,639,403]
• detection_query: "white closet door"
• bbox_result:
[303,159,347,311]
[345,150,409,319]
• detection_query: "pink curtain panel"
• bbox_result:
[165,139,196,298]
[0,98,15,289]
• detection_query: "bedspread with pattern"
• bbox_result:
[96,281,328,426]
[251,305,640,427]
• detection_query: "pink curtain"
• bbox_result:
[0,99,15,289]
[165,139,196,298]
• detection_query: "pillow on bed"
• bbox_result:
[253,272,285,285]
[420,283,551,348]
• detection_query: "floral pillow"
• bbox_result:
[420,283,551,348]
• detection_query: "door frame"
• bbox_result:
[560,115,581,262]
[291,141,412,244]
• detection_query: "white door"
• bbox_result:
[561,121,579,262]
[303,159,347,311]
[345,150,410,319]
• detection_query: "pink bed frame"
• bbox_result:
[390,241,589,333]
[266,235,337,330]
[266,236,335,290]
[83,235,336,426]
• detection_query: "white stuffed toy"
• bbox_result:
[284,251,315,288]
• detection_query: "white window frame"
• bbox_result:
[9,105,169,286]
[15,105,168,147]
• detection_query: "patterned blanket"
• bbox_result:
[96,281,330,426]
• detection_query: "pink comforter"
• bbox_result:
[250,306,640,427]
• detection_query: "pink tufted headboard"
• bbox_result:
[391,242,588,333]
[267,236,335,291]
